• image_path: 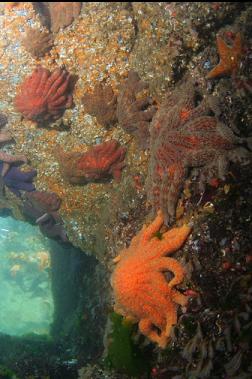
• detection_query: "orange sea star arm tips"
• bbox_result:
[146,224,192,260]
[171,289,188,306]
[161,224,192,251]
[141,210,164,243]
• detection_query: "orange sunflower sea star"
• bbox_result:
[111,211,192,348]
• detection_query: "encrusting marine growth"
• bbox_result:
[111,210,191,348]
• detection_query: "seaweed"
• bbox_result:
[103,312,150,377]
[0,365,19,379]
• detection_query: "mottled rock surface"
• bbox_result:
[1,2,252,378]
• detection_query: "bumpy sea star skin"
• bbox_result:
[206,32,242,79]
[117,71,157,149]
[48,2,82,33]
[14,66,73,123]
[147,79,250,225]
[21,27,54,58]
[77,140,126,181]
[56,140,127,184]
[32,2,82,33]
[82,83,117,128]
[111,211,191,348]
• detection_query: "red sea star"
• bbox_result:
[77,140,126,182]
[206,32,243,79]
[14,66,73,123]
[56,140,126,184]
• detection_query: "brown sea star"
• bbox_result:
[117,71,157,149]
[82,83,117,128]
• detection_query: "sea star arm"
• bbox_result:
[0,151,27,164]
[171,289,188,306]
[1,162,10,176]
[139,297,177,349]
[161,225,191,253]
[139,319,168,348]
[36,67,50,96]
[182,97,218,121]
[161,163,187,225]
[141,210,164,243]
[152,257,185,288]
[206,33,242,79]
[146,224,191,259]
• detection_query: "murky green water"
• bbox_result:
[0,215,54,336]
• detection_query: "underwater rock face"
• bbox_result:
[147,79,251,225]
[117,71,157,149]
[21,27,54,58]
[14,66,73,123]
[57,140,127,184]
[111,211,191,348]
[82,83,117,128]
[33,2,82,33]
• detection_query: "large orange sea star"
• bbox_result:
[111,211,192,348]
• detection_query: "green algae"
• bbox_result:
[104,312,150,377]
[0,364,19,379]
